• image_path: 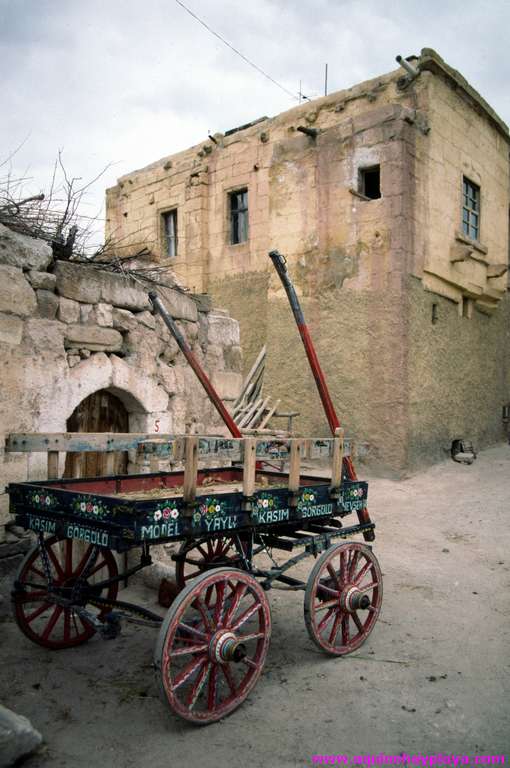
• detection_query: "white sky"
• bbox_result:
[1,0,509,249]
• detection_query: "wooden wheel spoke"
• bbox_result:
[87,559,109,578]
[63,610,71,642]
[237,631,265,643]
[41,606,63,641]
[223,582,247,628]
[348,550,360,580]
[65,540,73,575]
[187,661,211,710]
[352,611,364,634]
[230,600,260,631]
[221,663,237,697]
[353,559,372,586]
[328,611,342,645]
[207,663,218,711]
[213,581,227,627]
[73,545,94,577]
[172,642,209,657]
[314,598,339,612]
[341,614,349,646]
[25,601,52,623]
[317,606,336,633]
[29,565,47,580]
[317,582,339,598]
[178,622,207,641]
[47,546,65,580]
[193,598,214,633]
[171,655,208,692]
[359,581,379,592]
[326,563,340,588]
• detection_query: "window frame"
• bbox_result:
[358,165,381,200]
[229,188,249,245]
[161,208,178,259]
[461,177,480,242]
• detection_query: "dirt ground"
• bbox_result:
[0,444,509,767]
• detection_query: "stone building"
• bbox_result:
[0,223,242,544]
[105,48,510,472]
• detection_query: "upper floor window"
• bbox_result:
[359,165,381,200]
[162,209,178,258]
[462,177,480,241]
[229,189,248,244]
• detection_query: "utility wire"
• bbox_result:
[175,0,307,103]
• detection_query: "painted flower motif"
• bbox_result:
[170,508,179,520]
[154,510,162,522]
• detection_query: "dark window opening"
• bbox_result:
[462,177,480,241]
[162,210,178,258]
[230,189,248,244]
[359,166,381,200]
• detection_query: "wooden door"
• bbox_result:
[64,390,129,479]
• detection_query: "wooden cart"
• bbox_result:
[6,250,382,724]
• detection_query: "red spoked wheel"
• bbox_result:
[13,536,119,650]
[155,567,271,724]
[304,542,382,656]
[174,536,248,590]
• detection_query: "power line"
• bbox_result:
[175,0,306,103]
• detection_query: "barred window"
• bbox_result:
[162,210,178,258]
[229,189,248,244]
[462,178,480,241]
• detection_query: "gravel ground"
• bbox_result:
[0,444,509,767]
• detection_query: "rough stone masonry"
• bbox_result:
[0,222,243,546]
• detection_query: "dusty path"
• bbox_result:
[1,444,509,767]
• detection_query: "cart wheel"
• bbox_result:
[12,536,119,650]
[175,536,247,590]
[304,542,382,656]
[155,567,271,724]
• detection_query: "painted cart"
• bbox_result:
[6,251,382,725]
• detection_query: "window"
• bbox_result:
[229,189,248,244]
[359,166,381,199]
[162,210,177,258]
[462,177,480,241]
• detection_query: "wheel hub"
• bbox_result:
[340,585,371,613]
[209,630,247,663]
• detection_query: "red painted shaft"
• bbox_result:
[149,292,242,439]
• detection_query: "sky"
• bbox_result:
[1,0,509,250]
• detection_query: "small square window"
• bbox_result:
[162,210,178,258]
[359,166,381,200]
[229,189,248,244]
[462,177,480,241]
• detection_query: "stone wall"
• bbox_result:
[0,223,242,543]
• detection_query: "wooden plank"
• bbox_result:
[242,438,257,497]
[288,439,303,493]
[47,451,59,480]
[330,428,344,492]
[5,433,178,453]
[258,398,280,430]
[104,452,116,476]
[183,437,198,504]
[234,345,266,409]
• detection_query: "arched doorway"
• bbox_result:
[64,390,129,478]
